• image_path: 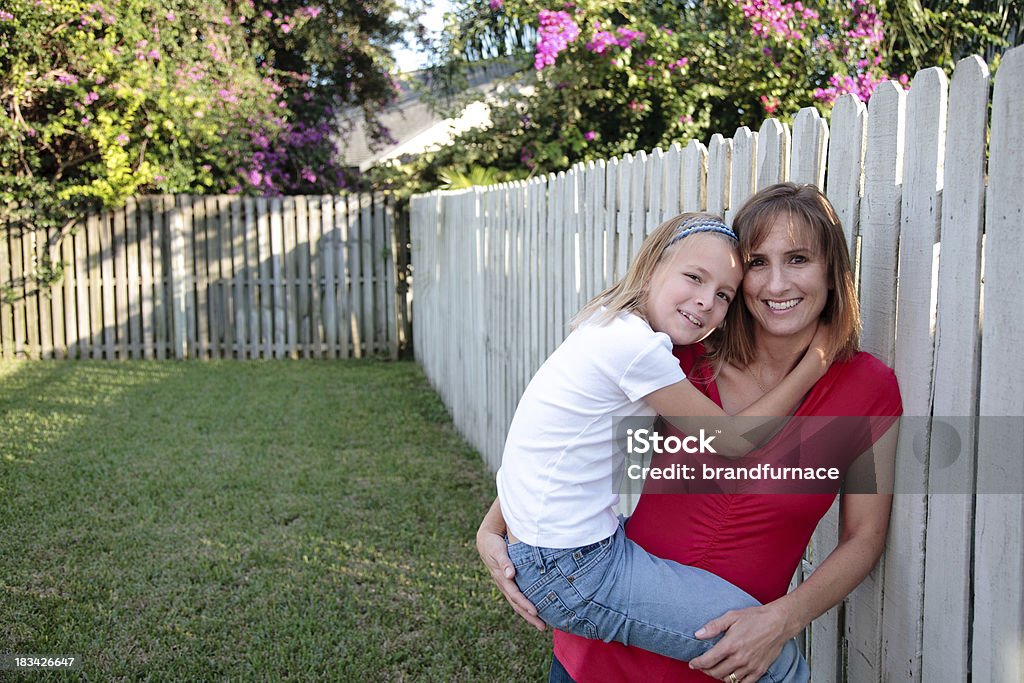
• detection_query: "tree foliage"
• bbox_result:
[380,0,1007,192]
[1,0,410,290]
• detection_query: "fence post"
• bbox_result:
[169,208,188,359]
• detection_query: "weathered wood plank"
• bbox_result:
[321,195,338,359]
[682,139,708,213]
[727,126,756,221]
[973,43,1024,683]
[848,80,906,683]
[125,197,141,358]
[791,107,828,188]
[922,54,989,683]
[243,197,259,358]
[284,196,300,358]
[269,197,286,358]
[99,206,117,359]
[153,196,169,359]
[756,118,789,189]
[882,66,947,683]
[139,198,155,358]
[87,210,103,358]
[0,224,14,359]
[825,95,868,266]
[707,134,732,219]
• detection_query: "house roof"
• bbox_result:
[336,62,520,171]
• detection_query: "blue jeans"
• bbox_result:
[548,652,576,683]
[509,523,809,683]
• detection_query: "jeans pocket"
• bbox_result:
[565,537,613,579]
[507,541,534,570]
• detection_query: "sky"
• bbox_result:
[393,0,452,72]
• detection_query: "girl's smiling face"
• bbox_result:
[742,216,830,342]
[644,233,742,345]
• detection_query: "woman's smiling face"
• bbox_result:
[742,215,830,341]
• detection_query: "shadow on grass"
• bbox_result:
[0,360,548,680]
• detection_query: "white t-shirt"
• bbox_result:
[496,311,686,548]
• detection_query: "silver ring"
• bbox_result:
[727,674,739,683]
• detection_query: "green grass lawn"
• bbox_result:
[0,360,550,681]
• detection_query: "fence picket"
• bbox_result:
[825,95,868,265]
[87,210,103,359]
[681,139,708,212]
[360,193,374,358]
[707,134,732,218]
[309,196,324,358]
[243,197,259,359]
[217,196,235,359]
[615,155,633,284]
[791,108,828,188]
[728,126,757,220]
[125,197,141,358]
[37,218,54,359]
[286,196,301,358]
[373,194,388,357]
[603,158,618,287]
[269,198,286,358]
[57,222,73,357]
[883,66,948,683]
[322,195,337,359]
[139,198,155,358]
[847,80,906,683]
[228,196,244,358]
[11,219,27,358]
[99,206,116,360]
[349,195,364,358]
[974,43,1024,683]
[169,208,188,359]
[0,226,13,359]
[662,144,682,219]
[756,118,789,189]
[922,55,989,682]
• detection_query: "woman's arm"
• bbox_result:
[645,324,832,458]
[475,496,546,631]
[688,422,899,681]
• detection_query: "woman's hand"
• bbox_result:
[476,498,546,631]
[688,603,795,682]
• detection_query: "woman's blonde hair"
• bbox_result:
[571,212,739,330]
[706,182,861,367]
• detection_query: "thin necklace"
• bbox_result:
[744,363,771,394]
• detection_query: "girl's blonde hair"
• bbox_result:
[706,182,861,367]
[571,212,739,330]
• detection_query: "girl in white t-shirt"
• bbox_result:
[494,213,825,682]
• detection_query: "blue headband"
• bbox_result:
[667,218,738,247]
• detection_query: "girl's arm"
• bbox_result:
[475,497,546,630]
[687,422,899,681]
[644,324,832,458]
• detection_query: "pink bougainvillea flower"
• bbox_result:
[583,130,596,141]
[534,10,579,70]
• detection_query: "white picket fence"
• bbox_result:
[0,193,410,359]
[410,47,1024,682]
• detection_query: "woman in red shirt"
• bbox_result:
[477,183,902,683]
